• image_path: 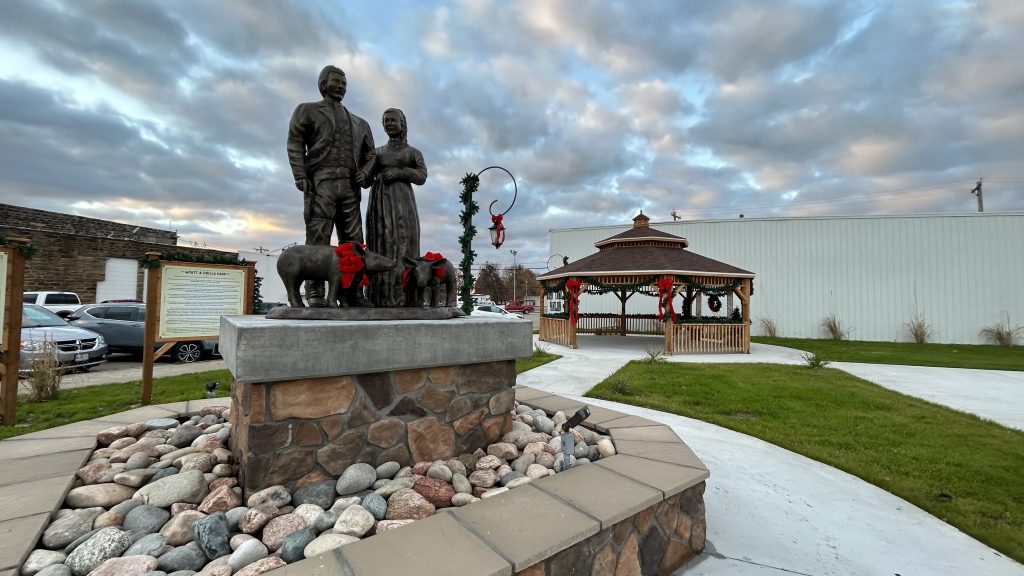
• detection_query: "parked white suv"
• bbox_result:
[23,292,82,316]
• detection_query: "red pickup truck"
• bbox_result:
[505,301,535,314]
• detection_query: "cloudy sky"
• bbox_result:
[1,0,1022,273]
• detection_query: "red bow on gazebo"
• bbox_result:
[335,243,369,288]
[565,278,582,327]
[656,277,677,322]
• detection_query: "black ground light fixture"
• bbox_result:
[205,381,220,399]
[559,405,591,471]
[563,405,591,432]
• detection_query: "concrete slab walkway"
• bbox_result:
[524,335,1024,575]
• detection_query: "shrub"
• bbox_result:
[905,313,932,344]
[802,352,830,368]
[533,341,551,354]
[822,314,850,340]
[25,341,63,402]
[758,317,778,338]
[980,314,1022,347]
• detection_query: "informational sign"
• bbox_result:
[0,250,7,349]
[158,263,246,340]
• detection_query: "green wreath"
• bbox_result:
[707,295,722,313]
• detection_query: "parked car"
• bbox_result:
[505,301,535,314]
[20,304,107,374]
[257,301,288,314]
[22,292,82,316]
[470,305,524,319]
[68,303,219,363]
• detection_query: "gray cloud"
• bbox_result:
[0,0,1021,273]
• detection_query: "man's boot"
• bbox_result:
[349,287,373,308]
[305,280,328,307]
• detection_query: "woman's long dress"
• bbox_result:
[365,142,427,307]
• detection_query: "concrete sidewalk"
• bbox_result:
[523,335,1024,575]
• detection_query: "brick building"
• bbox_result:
[0,203,238,303]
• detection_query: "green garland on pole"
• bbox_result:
[0,235,37,259]
[458,173,480,315]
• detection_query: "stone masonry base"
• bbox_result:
[229,360,516,495]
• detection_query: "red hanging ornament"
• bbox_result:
[565,278,582,327]
[490,214,505,248]
[656,277,677,322]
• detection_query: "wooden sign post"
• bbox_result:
[1,240,29,426]
[141,254,254,405]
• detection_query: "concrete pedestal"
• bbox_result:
[220,315,533,494]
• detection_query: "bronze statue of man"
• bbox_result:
[287,65,375,307]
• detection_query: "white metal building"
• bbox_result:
[549,212,1024,344]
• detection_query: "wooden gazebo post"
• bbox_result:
[741,278,751,353]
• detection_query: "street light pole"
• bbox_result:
[510,249,517,303]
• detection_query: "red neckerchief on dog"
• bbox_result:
[335,243,368,288]
[423,252,445,279]
[403,252,445,286]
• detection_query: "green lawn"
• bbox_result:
[0,370,233,441]
[587,362,1024,563]
[754,336,1024,371]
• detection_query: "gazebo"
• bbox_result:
[537,212,755,354]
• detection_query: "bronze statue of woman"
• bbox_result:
[365,108,428,307]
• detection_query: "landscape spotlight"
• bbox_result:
[562,406,591,432]
[205,381,220,399]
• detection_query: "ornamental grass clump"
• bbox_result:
[25,340,63,402]
[759,317,778,338]
[609,377,634,396]
[905,313,933,344]
[979,313,1022,347]
[802,352,830,368]
[822,313,850,340]
[640,345,667,364]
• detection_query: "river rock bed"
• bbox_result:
[23,401,616,576]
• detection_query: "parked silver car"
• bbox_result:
[20,304,107,374]
[68,303,219,363]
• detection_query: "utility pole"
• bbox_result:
[509,249,517,303]
[970,178,984,212]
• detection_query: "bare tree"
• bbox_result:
[474,262,506,302]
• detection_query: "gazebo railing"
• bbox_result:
[540,317,575,348]
[574,313,663,335]
[669,322,749,354]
